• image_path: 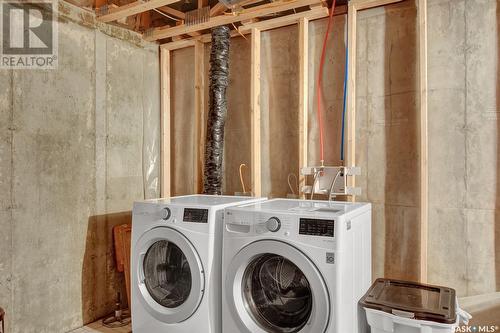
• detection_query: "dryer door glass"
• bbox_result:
[143,240,192,308]
[242,254,312,333]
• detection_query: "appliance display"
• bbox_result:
[183,208,209,223]
[299,218,335,237]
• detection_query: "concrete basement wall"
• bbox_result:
[0,2,160,333]
[221,36,253,195]
[354,0,500,296]
[170,0,499,299]
[355,1,420,282]
[426,0,500,297]
[171,47,196,195]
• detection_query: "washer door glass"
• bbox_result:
[243,254,313,333]
[143,240,192,308]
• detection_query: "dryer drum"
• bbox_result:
[242,254,313,333]
[143,240,192,308]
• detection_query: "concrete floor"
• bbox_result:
[70,310,500,333]
[468,306,500,327]
[70,320,131,333]
[461,293,500,327]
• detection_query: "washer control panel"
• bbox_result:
[225,210,337,244]
[299,218,335,237]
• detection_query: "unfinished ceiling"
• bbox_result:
[69,0,349,43]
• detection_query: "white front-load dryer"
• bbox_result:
[222,199,372,333]
[131,194,266,333]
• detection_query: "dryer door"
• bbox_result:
[136,227,204,323]
[226,240,330,333]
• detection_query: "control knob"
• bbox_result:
[266,217,281,232]
[161,207,171,220]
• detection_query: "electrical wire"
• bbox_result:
[287,173,298,195]
[239,164,247,193]
[232,22,248,40]
[340,18,348,161]
[316,0,337,167]
[153,8,182,22]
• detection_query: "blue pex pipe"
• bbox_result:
[340,25,348,162]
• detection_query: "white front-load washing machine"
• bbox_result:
[222,199,372,333]
[131,194,266,333]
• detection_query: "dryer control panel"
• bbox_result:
[183,208,209,223]
[299,218,335,237]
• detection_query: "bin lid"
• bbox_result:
[359,278,457,324]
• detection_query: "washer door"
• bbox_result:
[136,227,204,323]
[226,240,329,333]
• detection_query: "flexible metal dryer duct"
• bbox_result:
[203,26,230,194]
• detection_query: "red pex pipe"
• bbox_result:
[316,0,337,165]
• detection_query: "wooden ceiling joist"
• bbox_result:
[238,9,325,33]
[209,2,227,16]
[238,4,347,33]
[198,29,244,42]
[160,38,197,50]
[160,29,242,51]
[97,0,181,23]
[160,3,347,49]
[145,0,324,41]
[350,0,403,10]
[157,5,186,20]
